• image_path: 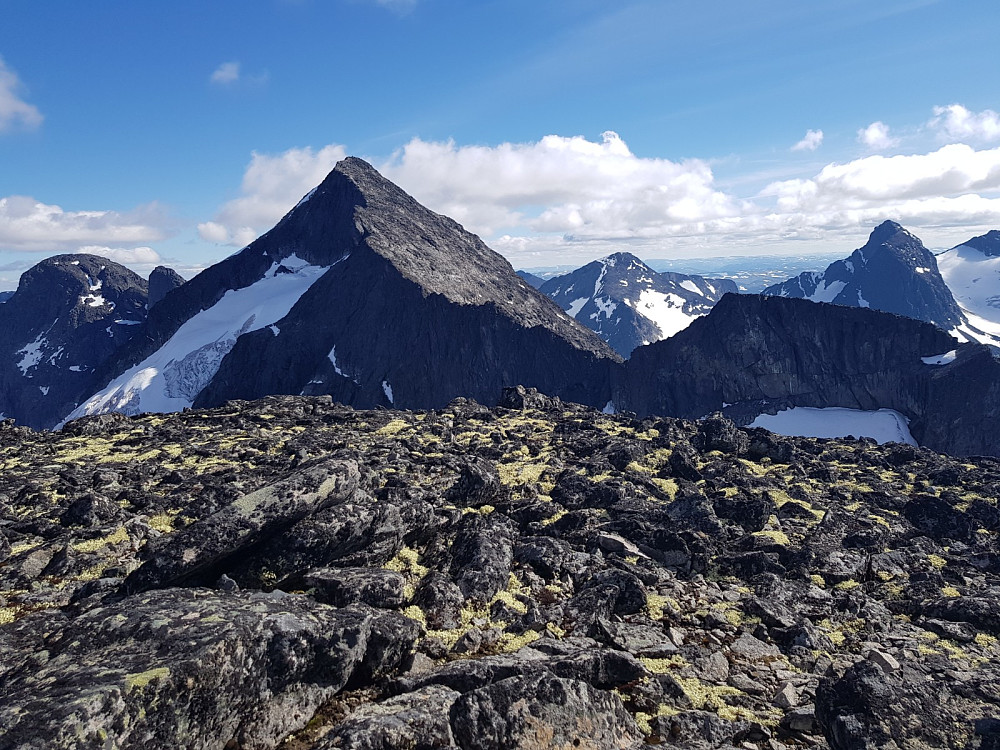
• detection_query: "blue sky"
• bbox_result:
[0,0,998,284]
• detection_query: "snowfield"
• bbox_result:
[64,256,328,421]
[750,406,917,446]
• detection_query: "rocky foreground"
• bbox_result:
[1,389,999,749]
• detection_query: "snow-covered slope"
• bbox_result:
[936,231,1000,346]
[539,252,738,357]
[67,256,327,419]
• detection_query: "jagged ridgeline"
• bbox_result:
[1,394,999,748]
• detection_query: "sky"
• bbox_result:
[0,0,998,286]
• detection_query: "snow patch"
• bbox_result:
[808,280,847,304]
[635,289,698,340]
[269,325,280,336]
[16,333,48,376]
[81,293,110,308]
[39,386,49,396]
[922,350,957,366]
[566,297,588,318]
[602,401,616,415]
[114,319,142,325]
[69,365,84,372]
[680,280,702,295]
[750,407,917,446]
[382,380,394,404]
[294,187,318,209]
[590,297,618,320]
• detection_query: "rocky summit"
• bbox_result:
[2,391,1000,749]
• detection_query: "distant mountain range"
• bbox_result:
[0,159,997,455]
[537,252,737,357]
[761,221,1000,348]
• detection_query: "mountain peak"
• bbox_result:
[958,229,1000,258]
[867,220,910,246]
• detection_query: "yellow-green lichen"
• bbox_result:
[72,526,129,553]
[125,667,170,691]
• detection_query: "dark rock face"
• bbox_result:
[763,221,964,330]
[0,254,148,429]
[959,229,1000,258]
[616,293,1000,456]
[0,588,419,750]
[540,251,738,357]
[147,265,185,307]
[70,157,618,422]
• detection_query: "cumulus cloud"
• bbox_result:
[791,129,823,152]
[0,196,170,252]
[380,131,744,241]
[763,144,1000,210]
[210,61,241,85]
[197,144,347,245]
[198,129,1000,266]
[857,121,899,150]
[930,104,1000,142]
[0,56,42,133]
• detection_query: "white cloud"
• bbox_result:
[75,245,162,267]
[763,144,1000,210]
[930,104,1000,142]
[210,61,241,85]
[380,131,744,241]
[791,129,823,152]
[0,196,170,252]
[857,121,899,150]
[0,56,42,133]
[198,127,1000,266]
[197,144,347,245]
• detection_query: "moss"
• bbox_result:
[125,667,170,691]
[383,546,430,578]
[975,633,997,648]
[497,629,541,652]
[941,586,961,598]
[376,419,411,437]
[674,677,744,714]
[147,510,181,534]
[402,605,426,625]
[645,592,677,621]
[650,477,679,501]
[72,526,129,553]
[545,622,566,638]
[9,540,41,556]
[640,655,686,674]
[927,554,947,569]
[0,607,17,625]
[496,460,547,487]
[834,579,860,591]
[540,509,567,527]
[752,529,790,546]
[810,574,826,588]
